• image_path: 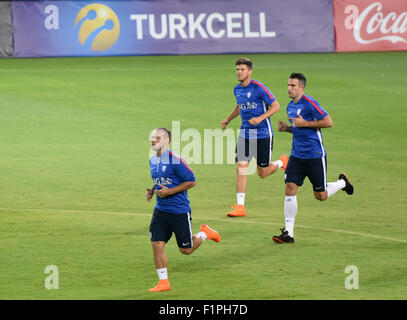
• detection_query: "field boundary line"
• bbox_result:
[1,207,406,244]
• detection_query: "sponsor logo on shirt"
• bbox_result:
[239,102,257,110]
[153,177,173,186]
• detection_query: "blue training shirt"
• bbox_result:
[234,79,276,139]
[149,149,195,214]
[287,94,329,159]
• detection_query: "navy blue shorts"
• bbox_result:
[149,208,193,249]
[285,156,327,192]
[235,136,273,167]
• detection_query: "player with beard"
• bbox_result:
[146,128,221,292]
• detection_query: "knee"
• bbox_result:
[314,192,328,201]
[152,241,165,251]
[237,162,249,175]
[285,185,297,196]
[257,169,267,179]
[179,248,193,255]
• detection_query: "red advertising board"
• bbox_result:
[334,0,407,52]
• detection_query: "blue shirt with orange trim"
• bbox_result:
[287,94,328,159]
[149,149,195,214]
[234,79,276,139]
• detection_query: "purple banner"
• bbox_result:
[12,0,334,57]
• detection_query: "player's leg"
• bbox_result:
[152,241,168,269]
[174,213,221,255]
[149,209,172,292]
[227,161,249,217]
[236,161,249,194]
[257,163,278,178]
[176,212,201,255]
[273,156,305,243]
[309,157,354,201]
[227,135,249,216]
[149,241,171,292]
[309,156,329,201]
[179,227,221,255]
[272,182,298,243]
[283,182,298,239]
[236,135,250,202]
[179,235,202,255]
[256,137,288,178]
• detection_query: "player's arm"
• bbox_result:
[221,105,240,129]
[154,181,196,198]
[289,114,333,128]
[249,100,280,125]
[277,121,293,133]
[146,185,155,201]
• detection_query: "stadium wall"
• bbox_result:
[0,1,13,58]
[1,0,406,58]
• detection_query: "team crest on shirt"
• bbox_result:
[162,165,167,172]
[247,92,252,98]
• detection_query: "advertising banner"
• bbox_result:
[12,0,335,57]
[334,0,407,52]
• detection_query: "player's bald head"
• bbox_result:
[154,128,171,143]
[150,128,171,153]
[151,128,171,145]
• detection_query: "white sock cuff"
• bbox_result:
[157,267,168,280]
[237,193,245,205]
[272,160,283,168]
[197,231,207,241]
[327,180,346,198]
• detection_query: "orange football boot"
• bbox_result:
[227,204,246,217]
[200,224,221,242]
[149,279,171,292]
[280,154,289,172]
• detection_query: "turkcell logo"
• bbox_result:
[74,4,120,51]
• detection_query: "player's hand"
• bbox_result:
[248,117,261,125]
[145,188,154,201]
[154,185,171,198]
[289,114,306,127]
[221,119,229,129]
[277,121,288,132]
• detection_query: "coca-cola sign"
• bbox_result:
[334,0,407,52]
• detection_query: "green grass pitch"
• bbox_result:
[0,52,406,300]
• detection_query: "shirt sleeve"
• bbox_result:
[173,156,196,182]
[307,98,328,120]
[261,87,275,106]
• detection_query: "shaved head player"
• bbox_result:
[146,128,221,292]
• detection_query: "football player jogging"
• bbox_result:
[221,57,288,217]
[146,128,221,292]
[272,73,354,244]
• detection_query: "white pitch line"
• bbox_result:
[1,207,406,244]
